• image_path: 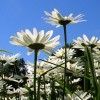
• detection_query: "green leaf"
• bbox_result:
[55,79,72,95]
[97,78,100,100]
[85,46,98,98]
[0,49,12,54]
[84,47,91,91]
[24,86,33,100]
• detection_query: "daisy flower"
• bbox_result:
[10,28,60,55]
[37,57,64,79]
[54,48,75,60]
[72,90,92,100]
[67,61,84,73]
[93,48,100,60]
[44,9,86,27]
[71,78,81,84]
[63,90,91,100]
[7,87,28,95]
[73,34,100,50]
[95,69,100,77]
[0,53,20,65]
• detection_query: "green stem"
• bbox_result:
[84,48,90,91]
[51,78,56,100]
[97,78,100,99]
[63,25,68,100]
[43,75,48,100]
[37,76,41,100]
[34,50,38,100]
[86,47,98,98]
[39,59,90,80]
[43,75,46,95]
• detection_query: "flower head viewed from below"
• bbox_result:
[10,28,60,55]
[71,90,92,100]
[0,53,20,65]
[1,6,100,100]
[44,8,86,27]
[73,34,100,50]
[53,48,75,60]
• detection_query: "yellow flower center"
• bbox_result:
[37,69,46,75]
[59,20,71,25]
[28,43,45,50]
[0,60,6,63]
[81,43,96,48]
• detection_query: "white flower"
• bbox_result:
[71,90,92,100]
[8,97,16,100]
[66,90,92,100]
[25,61,34,74]
[7,87,28,96]
[10,28,60,55]
[0,80,5,90]
[95,69,100,77]
[54,48,75,60]
[26,74,34,87]
[17,87,28,95]
[34,57,64,79]
[67,62,84,73]
[37,68,47,75]
[93,48,100,60]
[41,55,83,79]
[44,57,65,79]
[0,53,20,65]
[71,78,81,84]
[26,61,46,74]
[73,34,100,50]
[2,75,22,83]
[44,9,86,27]
[40,84,51,95]
[20,96,29,100]
[7,96,28,100]
[48,56,83,73]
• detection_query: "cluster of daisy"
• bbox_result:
[0,8,100,100]
[25,35,100,99]
[0,54,29,100]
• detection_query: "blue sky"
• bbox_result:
[0,0,100,62]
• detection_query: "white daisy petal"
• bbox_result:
[40,30,53,43]
[10,28,60,55]
[27,49,34,55]
[83,34,89,42]
[25,29,35,43]
[44,11,52,17]
[0,53,20,65]
[38,30,44,42]
[44,9,86,27]
[73,34,100,50]
[10,37,28,46]
[33,28,38,42]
